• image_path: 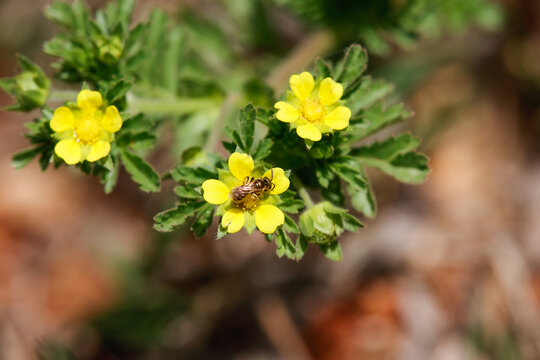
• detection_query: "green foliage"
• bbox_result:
[0,55,50,111]
[119,149,161,192]
[2,0,440,261]
[275,0,503,55]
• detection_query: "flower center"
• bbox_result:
[230,188,263,211]
[300,98,325,124]
[74,113,101,144]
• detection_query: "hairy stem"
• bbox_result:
[203,92,239,152]
[291,174,314,209]
[126,92,219,115]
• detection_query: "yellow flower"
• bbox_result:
[274,71,351,142]
[50,89,122,165]
[201,152,290,234]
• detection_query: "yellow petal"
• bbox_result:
[228,152,254,182]
[296,124,322,141]
[290,71,314,100]
[77,89,102,112]
[202,179,230,204]
[222,208,245,233]
[254,204,284,234]
[102,105,122,133]
[318,78,343,106]
[86,141,111,162]
[262,167,290,195]
[274,101,299,123]
[50,106,75,132]
[55,139,82,165]
[324,106,351,130]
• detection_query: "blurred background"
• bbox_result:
[1,0,540,359]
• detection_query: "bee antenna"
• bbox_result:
[270,168,274,181]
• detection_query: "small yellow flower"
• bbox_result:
[274,71,351,141]
[50,89,122,165]
[201,152,290,234]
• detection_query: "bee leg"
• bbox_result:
[270,183,275,191]
[243,176,250,185]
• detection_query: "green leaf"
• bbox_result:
[120,150,161,192]
[275,229,296,259]
[352,134,429,184]
[142,9,168,83]
[117,131,157,150]
[154,202,205,232]
[335,44,368,97]
[12,147,41,169]
[102,155,119,193]
[321,177,345,206]
[296,236,308,260]
[319,241,342,262]
[350,181,376,218]
[191,203,214,237]
[341,213,365,232]
[44,0,75,29]
[308,138,334,159]
[347,77,394,115]
[348,103,411,142]
[352,133,420,159]
[174,184,202,200]
[314,57,331,78]
[252,138,273,161]
[104,79,131,105]
[284,214,300,234]
[162,27,184,92]
[216,224,228,239]
[170,165,216,184]
[121,114,153,132]
[238,104,256,153]
[315,163,334,188]
[329,160,367,190]
[116,0,136,30]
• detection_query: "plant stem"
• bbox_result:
[291,174,314,209]
[126,92,219,116]
[266,28,335,93]
[203,92,239,152]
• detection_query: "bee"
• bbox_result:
[230,169,275,208]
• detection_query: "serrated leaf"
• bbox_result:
[349,181,376,218]
[353,135,429,184]
[154,202,205,232]
[296,236,308,260]
[284,214,300,234]
[252,138,273,161]
[341,213,365,232]
[336,44,367,97]
[275,229,295,259]
[12,147,41,169]
[238,104,256,153]
[347,77,394,115]
[120,150,160,192]
[44,0,75,29]
[121,114,152,131]
[170,165,216,184]
[319,241,342,262]
[174,184,202,200]
[314,57,331,78]
[191,203,214,237]
[352,133,420,159]
[348,103,411,142]
[102,163,119,194]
